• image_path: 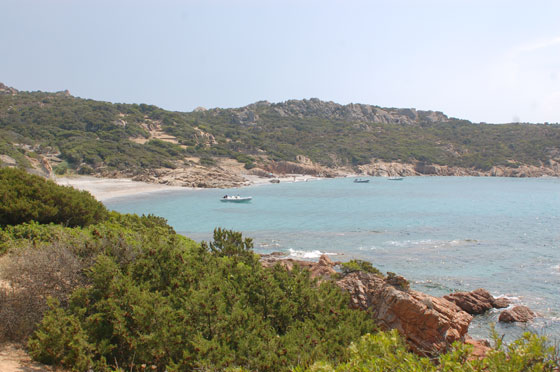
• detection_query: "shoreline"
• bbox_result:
[54,174,326,201]
[55,173,558,202]
[55,176,189,201]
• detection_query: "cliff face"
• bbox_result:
[226,98,451,126]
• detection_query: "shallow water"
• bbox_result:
[106,176,560,342]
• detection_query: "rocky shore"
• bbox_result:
[104,156,560,187]
[261,253,534,358]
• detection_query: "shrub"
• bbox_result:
[28,229,376,372]
[0,243,85,342]
[53,160,69,175]
[340,259,383,277]
[0,167,108,227]
[0,213,179,343]
[297,329,559,372]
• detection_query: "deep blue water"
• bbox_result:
[106,176,560,342]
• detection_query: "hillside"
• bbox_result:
[1,83,560,186]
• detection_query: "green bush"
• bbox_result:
[297,329,559,372]
[28,228,375,372]
[0,168,108,227]
[53,161,69,175]
[339,259,383,277]
[0,213,181,343]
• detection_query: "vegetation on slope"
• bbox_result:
[0,167,108,228]
[1,86,560,176]
[0,162,558,371]
[297,329,558,372]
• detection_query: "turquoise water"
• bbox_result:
[106,176,560,342]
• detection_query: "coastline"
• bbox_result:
[55,176,189,201]
[55,170,558,202]
[54,174,325,201]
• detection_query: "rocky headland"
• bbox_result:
[261,253,534,357]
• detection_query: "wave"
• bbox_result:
[288,248,338,259]
[384,239,478,248]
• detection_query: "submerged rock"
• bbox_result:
[444,288,510,315]
[498,305,536,323]
[492,297,512,309]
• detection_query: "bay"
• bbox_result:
[106,176,560,342]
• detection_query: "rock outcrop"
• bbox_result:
[267,98,451,126]
[499,306,536,323]
[0,83,18,95]
[337,271,472,355]
[260,253,337,281]
[444,288,510,315]
[464,336,492,360]
[209,98,451,128]
[260,254,480,355]
[356,159,560,178]
[261,255,474,355]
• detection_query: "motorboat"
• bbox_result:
[353,178,370,183]
[220,195,252,203]
[387,176,404,181]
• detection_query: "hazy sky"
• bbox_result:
[2,0,560,123]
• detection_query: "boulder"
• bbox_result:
[464,336,491,360]
[259,254,335,280]
[492,297,512,309]
[337,272,472,355]
[310,254,337,279]
[444,288,510,314]
[498,306,535,323]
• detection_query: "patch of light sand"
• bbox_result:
[55,176,187,201]
[0,343,65,372]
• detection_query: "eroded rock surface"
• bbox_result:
[337,271,472,355]
[444,288,511,315]
[499,305,536,323]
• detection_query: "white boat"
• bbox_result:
[387,176,404,181]
[220,195,252,203]
[353,178,370,183]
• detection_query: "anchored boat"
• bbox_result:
[220,195,253,203]
[353,178,370,183]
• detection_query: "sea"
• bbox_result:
[105,176,560,343]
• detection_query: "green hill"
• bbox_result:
[1,83,559,181]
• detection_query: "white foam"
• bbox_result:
[385,239,477,249]
[288,248,337,259]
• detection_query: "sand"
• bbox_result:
[55,176,187,201]
[0,343,66,372]
[55,174,328,202]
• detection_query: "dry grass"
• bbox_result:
[0,244,85,343]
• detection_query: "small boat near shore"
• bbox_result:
[387,176,404,181]
[221,195,252,203]
[353,178,370,183]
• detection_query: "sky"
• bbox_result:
[1,0,560,123]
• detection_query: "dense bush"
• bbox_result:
[339,259,383,277]
[297,329,559,371]
[27,228,375,371]
[0,168,108,227]
[0,213,180,342]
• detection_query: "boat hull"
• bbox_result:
[220,198,252,203]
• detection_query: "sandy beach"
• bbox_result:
[55,176,188,201]
[55,174,327,201]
